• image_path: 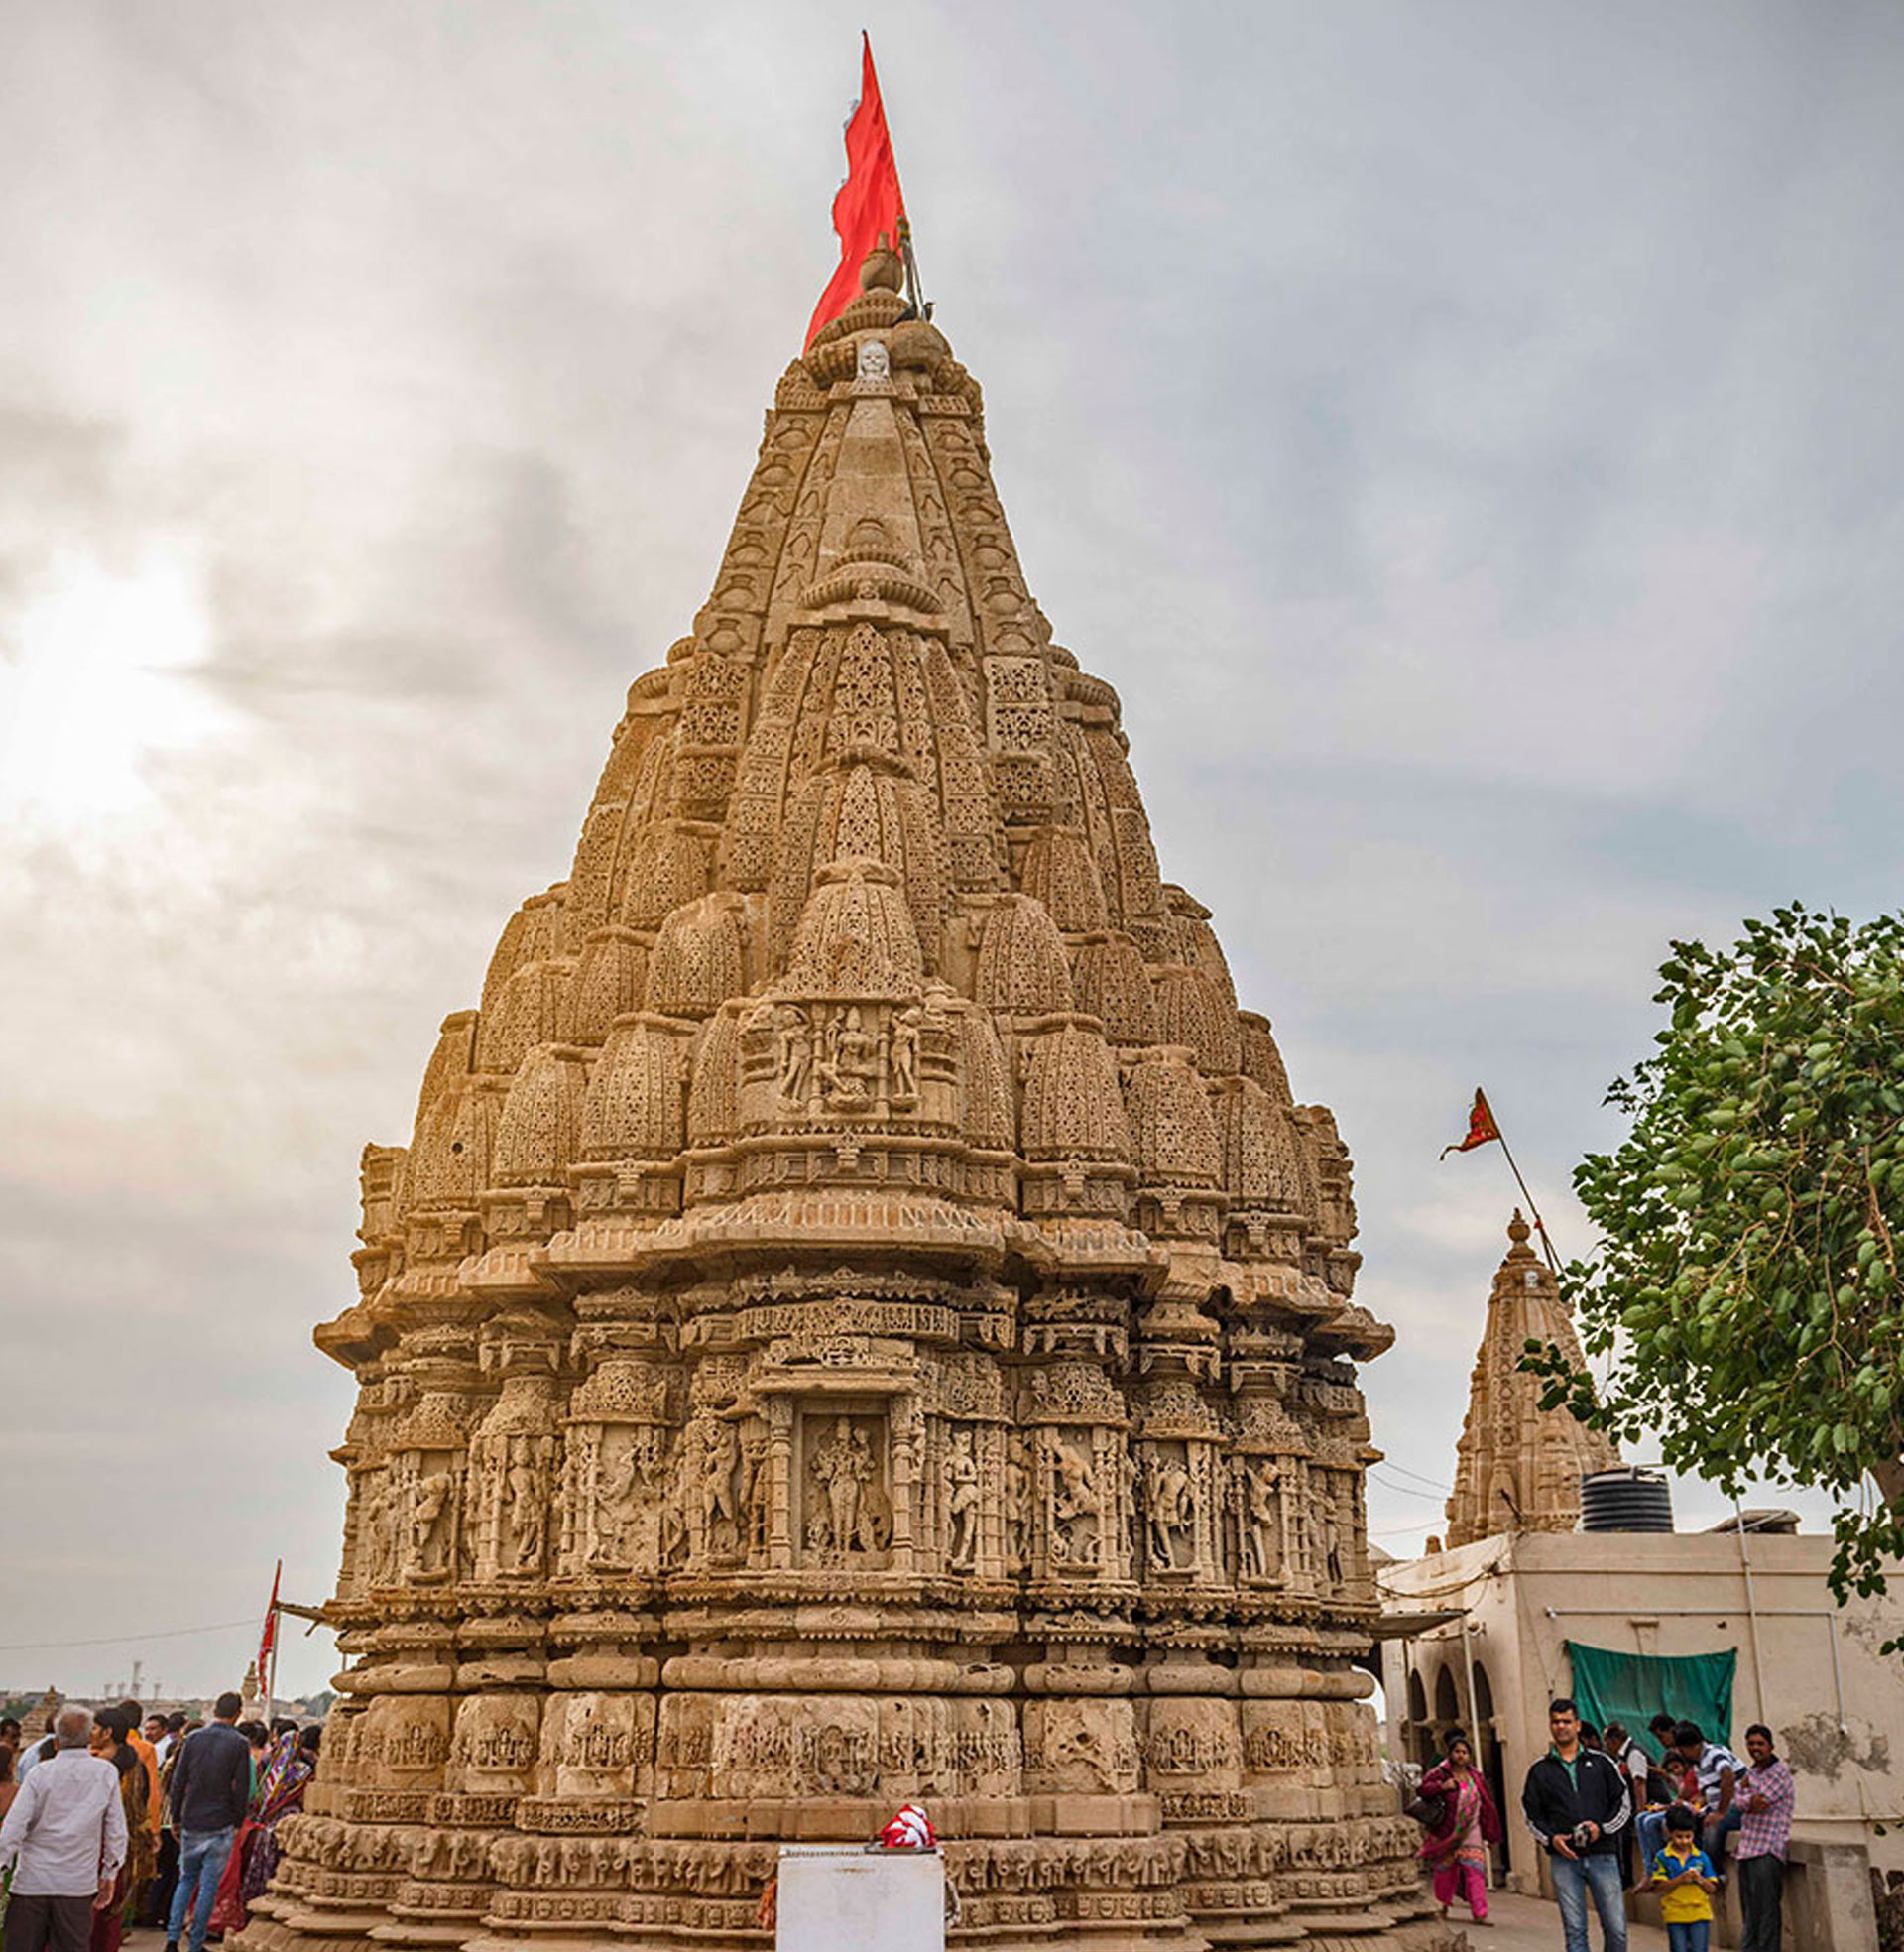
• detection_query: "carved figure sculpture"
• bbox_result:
[504,1443,543,1570]
[945,1426,980,1571]
[593,1441,646,1565]
[410,1471,454,1576]
[889,1004,920,1103]
[703,1419,742,1543]
[1240,1458,1281,1580]
[1144,1448,1194,1571]
[774,1004,812,1106]
[1005,1432,1031,1571]
[1050,1437,1101,1567]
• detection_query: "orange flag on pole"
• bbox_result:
[1440,1088,1501,1159]
[258,1558,282,1680]
[805,34,907,349]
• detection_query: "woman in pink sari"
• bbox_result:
[1418,1730,1502,1925]
[209,1726,318,1934]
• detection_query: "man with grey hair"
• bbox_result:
[0,1705,128,1952]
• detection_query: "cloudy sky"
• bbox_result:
[4,1,1902,1700]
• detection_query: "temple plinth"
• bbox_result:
[1443,1211,1618,1549]
[242,250,1445,1952]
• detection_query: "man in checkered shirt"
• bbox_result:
[1734,1724,1795,1952]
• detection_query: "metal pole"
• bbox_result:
[1458,1623,1492,1891]
[897,217,928,321]
[1732,1499,1769,1726]
[1492,1126,1564,1277]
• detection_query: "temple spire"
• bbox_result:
[1443,1209,1618,1547]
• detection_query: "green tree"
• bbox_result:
[1526,905,1904,1607]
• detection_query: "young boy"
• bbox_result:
[1650,1804,1720,1952]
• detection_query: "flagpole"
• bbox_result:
[1490,1120,1564,1278]
[897,216,928,321]
[1444,1089,1565,1277]
[263,1557,282,1726]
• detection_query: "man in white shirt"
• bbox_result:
[0,1705,128,1952]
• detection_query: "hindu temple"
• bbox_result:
[240,244,1445,1952]
[1442,1212,1618,1551]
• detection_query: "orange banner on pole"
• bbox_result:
[805,34,907,349]
[1440,1088,1501,1159]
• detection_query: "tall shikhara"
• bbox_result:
[1443,1212,1618,1550]
[253,247,1443,1952]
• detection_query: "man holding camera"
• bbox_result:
[1522,1697,1632,1952]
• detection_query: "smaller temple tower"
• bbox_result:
[1443,1211,1616,1547]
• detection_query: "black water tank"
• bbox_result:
[1580,1467,1674,1532]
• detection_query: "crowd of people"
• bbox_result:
[1414,1698,1795,1952]
[0,1692,320,1952]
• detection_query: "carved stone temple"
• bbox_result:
[1442,1212,1617,1550]
[245,247,1444,1952]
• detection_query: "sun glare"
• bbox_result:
[2,543,224,825]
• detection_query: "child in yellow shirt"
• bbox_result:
[1650,1806,1719,1952]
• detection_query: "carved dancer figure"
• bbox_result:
[1144,1449,1194,1569]
[505,1443,543,1569]
[1005,1433,1031,1569]
[1050,1437,1101,1566]
[945,1427,980,1571]
[700,1419,743,1547]
[354,1472,386,1588]
[410,1469,454,1575]
[830,1007,881,1103]
[890,1003,920,1101]
[592,1440,644,1563]
[1240,1458,1281,1579]
[774,1004,813,1104]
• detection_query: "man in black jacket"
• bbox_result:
[165,1691,252,1952]
[1521,1697,1631,1952]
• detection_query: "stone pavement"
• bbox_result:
[1451,1887,1670,1952]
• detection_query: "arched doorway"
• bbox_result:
[1472,1659,1510,1876]
[1434,1662,1461,1730]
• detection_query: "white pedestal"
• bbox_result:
[775,1845,945,1952]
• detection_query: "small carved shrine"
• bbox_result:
[239,247,1445,1952]
[1443,1212,1618,1549]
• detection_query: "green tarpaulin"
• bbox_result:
[1565,1642,1735,1756]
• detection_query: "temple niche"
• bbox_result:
[1443,1211,1619,1548]
[241,245,1447,1952]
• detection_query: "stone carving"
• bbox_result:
[801,1412,890,1562]
[1004,1430,1032,1572]
[1237,1455,1283,1581]
[407,1467,457,1579]
[944,1424,980,1572]
[1141,1442,1196,1572]
[275,242,1444,1952]
[1047,1432,1103,1569]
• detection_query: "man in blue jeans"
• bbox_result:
[166,1690,253,1952]
[1522,1697,1632,1952]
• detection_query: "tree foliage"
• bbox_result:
[1525,905,1904,1607]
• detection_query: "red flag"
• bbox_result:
[1440,1088,1501,1159]
[258,1559,282,1680]
[805,34,907,349]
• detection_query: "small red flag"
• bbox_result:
[805,34,907,349]
[1440,1088,1501,1159]
[258,1559,282,1679]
